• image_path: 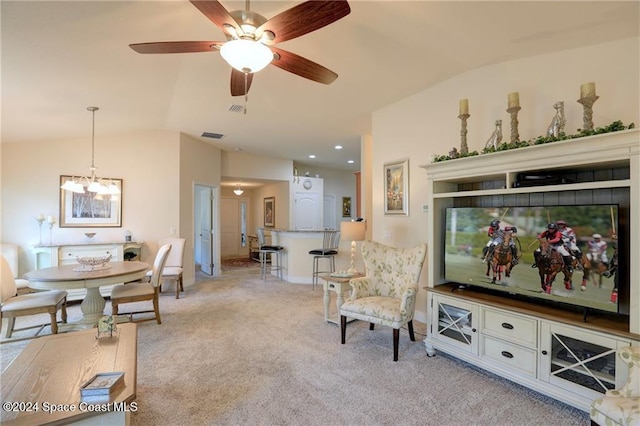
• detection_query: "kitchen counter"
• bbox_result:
[271,230,346,284]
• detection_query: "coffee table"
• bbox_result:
[1,322,137,425]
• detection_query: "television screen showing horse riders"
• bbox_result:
[444,205,622,314]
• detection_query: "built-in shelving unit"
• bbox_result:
[420,129,639,412]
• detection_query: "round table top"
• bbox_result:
[24,261,150,289]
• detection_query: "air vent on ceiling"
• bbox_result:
[201,132,224,139]
[228,104,245,113]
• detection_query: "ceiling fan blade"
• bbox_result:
[270,47,338,85]
[230,69,254,96]
[129,41,224,54]
[257,0,350,44]
[190,0,241,34]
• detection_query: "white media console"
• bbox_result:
[421,129,639,411]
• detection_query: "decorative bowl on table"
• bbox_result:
[74,254,112,271]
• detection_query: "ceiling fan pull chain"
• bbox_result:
[244,72,248,115]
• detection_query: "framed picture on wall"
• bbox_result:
[59,175,122,227]
[342,197,351,217]
[384,159,409,216]
[264,196,275,227]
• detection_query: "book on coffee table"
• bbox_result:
[80,372,125,397]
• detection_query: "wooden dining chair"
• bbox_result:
[0,255,67,338]
[111,244,171,324]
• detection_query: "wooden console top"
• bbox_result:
[1,323,137,425]
[428,283,639,342]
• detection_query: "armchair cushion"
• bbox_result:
[590,346,640,426]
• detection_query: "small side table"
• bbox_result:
[319,273,363,325]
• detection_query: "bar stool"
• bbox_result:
[309,230,340,289]
[256,227,284,281]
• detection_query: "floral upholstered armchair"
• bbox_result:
[590,345,640,426]
[339,240,427,361]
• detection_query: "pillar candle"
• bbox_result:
[459,99,469,115]
[47,215,55,224]
[508,92,520,108]
[580,82,596,98]
[37,213,45,221]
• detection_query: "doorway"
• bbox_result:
[220,196,249,258]
[194,184,217,276]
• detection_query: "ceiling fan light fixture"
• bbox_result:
[220,39,273,73]
[240,24,256,35]
[223,23,237,37]
[259,30,275,44]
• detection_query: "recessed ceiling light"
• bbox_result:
[234,147,243,151]
[348,160,354,164]
[335,145,343,150]
[308,154,316,159]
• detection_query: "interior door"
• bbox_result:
[221,197,240,257]
[199,189,213,275]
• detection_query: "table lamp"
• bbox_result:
[340,220,366,275]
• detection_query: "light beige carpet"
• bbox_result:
[1,269,588,425]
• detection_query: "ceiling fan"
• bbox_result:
[129,0,351,96]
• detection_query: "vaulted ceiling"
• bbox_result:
[2,1,638,173]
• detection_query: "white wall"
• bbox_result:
[296,164,359,224]
[372,37,640,323]
[221,150,292,181]
[252,181,289,231]
[0,129,223,287]
[1,129,181,274]
[179,133,221,284]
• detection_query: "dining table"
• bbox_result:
[24,261,149,329]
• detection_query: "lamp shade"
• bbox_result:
[60,178,77,192]
[220,39,273,73]
[340,221,366,242]
[87,180,104,193]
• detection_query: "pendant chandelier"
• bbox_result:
[60,107,120,197]
[233,184,244,196]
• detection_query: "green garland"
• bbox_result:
[432,120,635,163]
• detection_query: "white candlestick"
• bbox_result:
[459,99,469,115]
[581,82,596,98]
[508,92,520,108]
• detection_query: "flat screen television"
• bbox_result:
[444,204,627,315]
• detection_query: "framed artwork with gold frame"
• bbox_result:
[59,175,122,227]
[384,159,408,215]
[342,197,352,217]
[264,196,275,227]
